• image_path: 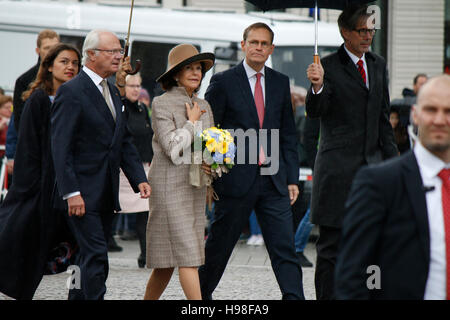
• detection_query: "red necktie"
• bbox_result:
[438,168,450,300]
[357,59,367,86]
[254,73,266,165]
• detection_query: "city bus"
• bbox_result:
[0,0,342,97]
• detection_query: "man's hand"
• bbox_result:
[115,56,131,91]
[67,195,86,217]
[138,182,151,199]
[307,57,324,93]
[288,184,299,205]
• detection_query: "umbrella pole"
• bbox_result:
[313,0,320,64]
[124,0,141,75]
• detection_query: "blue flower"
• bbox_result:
[212,152,224,164]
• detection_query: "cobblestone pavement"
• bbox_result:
[0,237,317,300]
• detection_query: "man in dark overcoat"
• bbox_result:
[305,4,398,300]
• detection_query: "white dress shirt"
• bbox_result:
[415,142,450,299]
[243,59,265,104]
[63,66,114,200]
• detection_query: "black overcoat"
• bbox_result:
[0,89,75,300]
[305,44,398,228]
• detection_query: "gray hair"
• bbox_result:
[125,72,142,83]
[82,29,118,65]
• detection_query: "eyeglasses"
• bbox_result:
[246,40,272,49]
[354,28,376,37]
[126,85,142,89]
[93,48,125,56]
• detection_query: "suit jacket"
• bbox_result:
[335,151,430,299]
[13,60,40,130]
[51,70,147,212]
[305,44,398,227]
[205,61,298,197]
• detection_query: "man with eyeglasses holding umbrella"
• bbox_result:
[306,4,398,300]
[51,29,151,300]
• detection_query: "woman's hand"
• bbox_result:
[202,162,212,176]
[185,102,206,123]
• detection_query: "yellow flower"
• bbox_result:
[224,157,232,164]
[206,139,217,152]
[217,141,228,154]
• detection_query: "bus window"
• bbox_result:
[213,44,244,74]
[131,41,200,99]
[271,46,338,88]
[59,35,85,53]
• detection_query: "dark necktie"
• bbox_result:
[438,168,450,300]
[254,73,266,165]
[357,59,367,86]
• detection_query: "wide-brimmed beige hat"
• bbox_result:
[156,44,215,83]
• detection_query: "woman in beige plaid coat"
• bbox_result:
[144,44,215,300]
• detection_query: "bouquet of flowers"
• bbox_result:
[200,126,236,176]
[189,126,236,188]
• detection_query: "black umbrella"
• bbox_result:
[245,0,376,62]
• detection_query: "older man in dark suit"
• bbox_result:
[51,30,151,300]
[306,4,398,300]
[198,22,304,300]
[336,75,450,299]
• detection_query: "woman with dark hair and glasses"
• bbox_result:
[0,43,81,300]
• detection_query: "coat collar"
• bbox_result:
[338,44,376,92]
[78,70,120,134]
[401,150,430,260]
[235,61,275,129]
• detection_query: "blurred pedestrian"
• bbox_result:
[13,29,59,131]
[0,43,80,300]
[306,4,398,300]
[51,30,151,300]
[391,73,428,127]
[115,68,154,268]
[138,87,151,109]
[389,107,410,154]
[336,74,450,299]
[199,22,304,300]
[0,95,12,158]
[246,210,264,246]
[5,113,17,180]
[289,85,315,268]
[143,44,214,300]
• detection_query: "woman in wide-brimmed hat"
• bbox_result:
[144,44,215,300]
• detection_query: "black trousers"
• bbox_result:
[65,200,114,300]
[314,225,341,300]
[199,174,304,300]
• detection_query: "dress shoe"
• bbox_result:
[108,237,123,252]
[137,254,146,268]
[297,252,313,267]
[120,230,138,241]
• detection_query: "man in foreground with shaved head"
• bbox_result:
[335,75,450,299]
